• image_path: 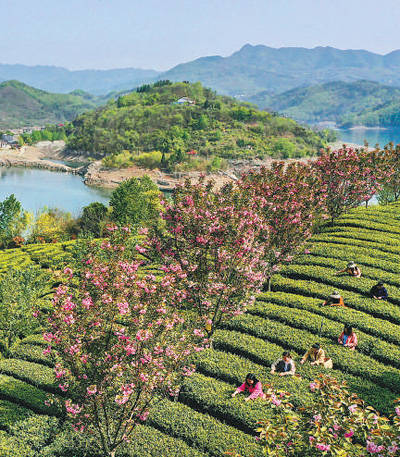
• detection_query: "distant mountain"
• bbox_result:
[4,45,400,98]
[250,80,400,127]
[161,45,400,97]
[0,80,107,129]
[0,64,160,94]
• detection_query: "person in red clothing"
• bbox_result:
[338,325,358,351]
[232,373,265,401]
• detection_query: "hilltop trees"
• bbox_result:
[67,81,325,164]
[43,228,204,457]
[143,178,267,339]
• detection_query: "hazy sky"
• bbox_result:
[2,0,400,71]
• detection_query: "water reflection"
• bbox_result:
[338,128,400,148]
[0,167,111,215]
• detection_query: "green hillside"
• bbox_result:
[66,80,327,166]
[250,80,400,127]
[0,80,106,129]
[0,203,400,455]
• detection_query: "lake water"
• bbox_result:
[0,167,111,215]
[338,127,400,148]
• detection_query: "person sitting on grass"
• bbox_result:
[338,325,358,351]
[300,343,333,368]
[370,281,388,300]
[232,373,265,401]
[270,351,296,376]
[336,261,361,278]
[323,291,345,307]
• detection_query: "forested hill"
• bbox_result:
[0,80,106,129]
[66,81,330,165]
[249,80,400,127]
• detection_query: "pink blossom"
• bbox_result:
[115,395,129,405]
[366,441,385,453]
[138,410,149,421]
[270,394,282,406]
[117,301,130,315]
[65,400,81,416]
[348,404,357,413]
[63,267,73,277]
[135,244,147,254]
[63,314,75,325]
[344,429,354,438]
[316,443,331,451]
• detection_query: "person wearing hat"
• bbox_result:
[300,343,333,368]
[323,291,345,307]
[370,281,388,300]
[336,262,361,278]
[338,325,358,350]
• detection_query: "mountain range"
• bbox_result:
[0,64,159,95]
[4,45,400,97]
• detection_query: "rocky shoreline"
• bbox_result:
[0,141,85,175]
[0,140,372,192]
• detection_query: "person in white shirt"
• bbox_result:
[270,351,296,376]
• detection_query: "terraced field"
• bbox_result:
[0,203,399,456]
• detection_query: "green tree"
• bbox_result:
[109,176,162,231]
[0,267,51,356]
[0,195,31,248]
[272,138,296,158]
[79,202,109,237]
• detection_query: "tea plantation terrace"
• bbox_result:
[0,203,399,456]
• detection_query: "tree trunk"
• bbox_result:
[266,276,271,292]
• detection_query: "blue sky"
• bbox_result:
[1,0,400,70]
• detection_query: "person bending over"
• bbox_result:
[323,291,344,307]
[336,261,361,278]
[300,343,333,368]
[232,373,265,401]
[270,351,296,376]
[370,281,388,300]
[338,325,358,350]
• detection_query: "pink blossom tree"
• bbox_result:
[312,147,388,224]
[377,143,400,203]
[41,228,203,457]
[238,162,324,291]
[143,177,267,339]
